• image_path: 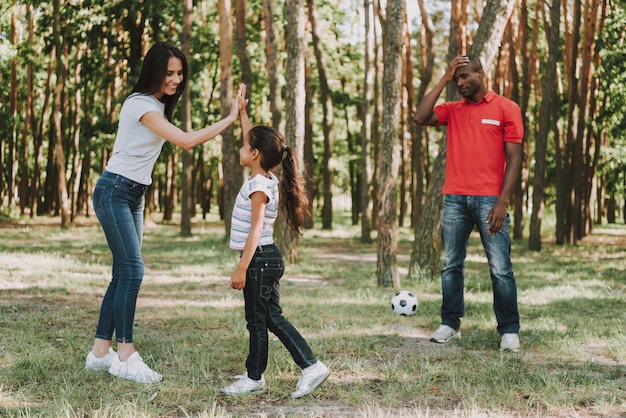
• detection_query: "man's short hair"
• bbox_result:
[465,55,483,72]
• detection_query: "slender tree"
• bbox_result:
[262,0,283,130]
[181,0,194,236]
[376,0,404,288]
[529,0,560,251]
[51,0,70,227]
[219,0,239,240]
[307,0,335,230]
[275,0,306,263]
[359,0,373,243]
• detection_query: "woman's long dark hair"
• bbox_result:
[132,42,188,121]
[247,126,310,233]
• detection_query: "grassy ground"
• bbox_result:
[0,212,624,417]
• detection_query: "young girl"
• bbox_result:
[222,102,330,398]
[84,42,245,384]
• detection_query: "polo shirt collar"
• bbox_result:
[462,89,496,105]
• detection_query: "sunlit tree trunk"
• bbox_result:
[376,0,404,288]
[275,0,306,263]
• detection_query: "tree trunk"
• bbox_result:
[359,0,373,243]
[52,0,70,228]
[8,0,18,208]
[399,18,411,228]
[180,0,193,237]
[236,0,253,93]
[304,51,315,229]
[410,0,435,230]
[275,0,306,264]
[307,0,335,230]
[529,0,560,251]
[219,0,240,241]
[262,0,283,130]
[512,0,534,240]
[371,1,382,231]
[163,152,177,221]
[19,3,34,215]
[376,0,404,288]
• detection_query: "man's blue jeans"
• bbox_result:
[242,244,317,380]
[440,194,520,335]
[92,170,147,343]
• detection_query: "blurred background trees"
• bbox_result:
[0,0,624,283]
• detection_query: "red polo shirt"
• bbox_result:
[434,90,523,196]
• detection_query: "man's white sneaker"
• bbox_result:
[429,324,461,343]
[222,373,265,395]
[108,352,163,384]
[500,333,520,352]
[85,347,116,371]
[291,361,330,399]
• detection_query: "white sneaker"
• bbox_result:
[291,361,330,399]
[85,347,116,371]
[108,352,163,384]
[222,372,265,395]
[500,333,520,352]
[429,324,461,343]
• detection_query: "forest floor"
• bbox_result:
[0,215,624,417]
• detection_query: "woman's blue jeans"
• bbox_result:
[440,194,520,335]
[92,171,147,343]
[242,244,316,380]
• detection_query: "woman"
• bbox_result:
[84,42,245,384]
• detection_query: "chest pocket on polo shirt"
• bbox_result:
[481,118,501,126]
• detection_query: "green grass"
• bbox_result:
[0,213,624,417]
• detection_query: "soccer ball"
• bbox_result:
[391,290,418,316]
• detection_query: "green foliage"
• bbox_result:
[596,3,626,198]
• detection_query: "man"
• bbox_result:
[413,55,522,352]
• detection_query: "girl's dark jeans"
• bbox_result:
[242,243,316,380]
[92,170,147,343]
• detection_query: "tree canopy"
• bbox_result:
[1,0,624,284]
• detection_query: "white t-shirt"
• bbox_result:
[229,173,279,250]
[105,93,166,185]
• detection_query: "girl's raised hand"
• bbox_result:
[229,83,246,119]
[237,84,248,114]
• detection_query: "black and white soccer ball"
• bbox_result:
[391,290,418,316]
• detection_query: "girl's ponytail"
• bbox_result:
[280,146,310,233]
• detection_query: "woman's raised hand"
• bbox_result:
[230,83,247,119]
